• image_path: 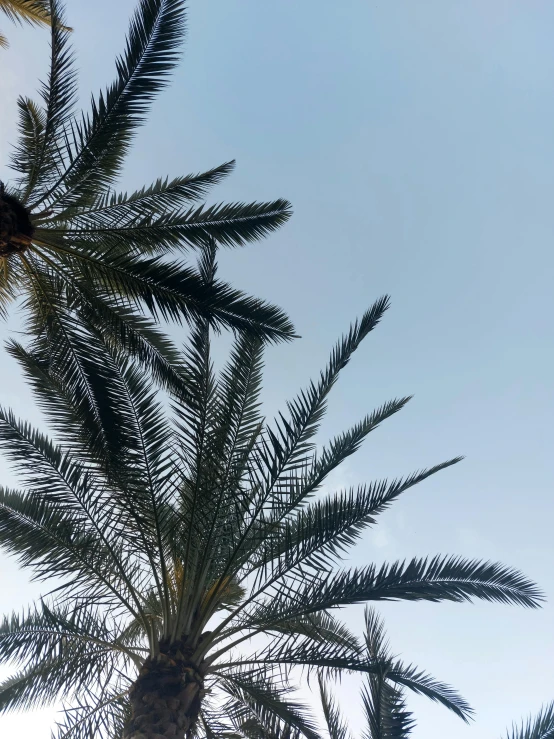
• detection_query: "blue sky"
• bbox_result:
[1,0,553,736]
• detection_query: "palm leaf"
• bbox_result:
[318,675,351,739]
[0,0,56,47]
[11,0,76,201]
[221,671,320,739]
[32,0,186,210]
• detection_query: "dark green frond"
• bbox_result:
[58,293,191,397]
[385,662,471,722]
[245,556,541,631]
[288,396,413,506]
[268,611,360,652]
[248,449,461,596]
[266,296,391,473]
[362,609,416,739]
[60,248,294,342]
[10,97,46,193]
[0,485,145,617]
[0,602,143,670]
[57,197,292,254]
[0,245,23,316]
[86,160,236,217]
[222,633,374,680]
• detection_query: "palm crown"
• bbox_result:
[0,256,541,739]
[0,0,294,435]
[0,0,55,47]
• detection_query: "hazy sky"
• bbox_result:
[1,1,553,737]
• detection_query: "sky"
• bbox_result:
[0,0,553,736]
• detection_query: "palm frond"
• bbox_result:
[361,678,414,739]
[0,0,55,47]
[11,0,76,201]
[10,97,46,193]
[53,686,129,739]
[57,197,292,254]
[82,159,236,218]
[222,671,320,739]
[0,608,123,715]
[1,0,53,26]
[265,296,391,476]
[57,247,294,342]
[318,675,351,739]
[268,611,360,652]
[243,556,541,633]
[247,460,462,589]
[32,0,186,210]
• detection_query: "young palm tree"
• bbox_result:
[1,0,294,428]
[320,622,554,739]
[318,607,463,739]
[0,273,541,739]
[0,0,54,47]
[503,705,554,739]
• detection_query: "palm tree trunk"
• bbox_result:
[123,649,205,739]
[0,188,34,256]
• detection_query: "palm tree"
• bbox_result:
[318,607,468,739]
[0,276,541,739]
[319,623,554,739]
[503,705,554,739]
[0,0,55,47]
[1,0,294,431]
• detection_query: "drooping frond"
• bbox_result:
[49,246,294,341]
[239,556,541,639]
